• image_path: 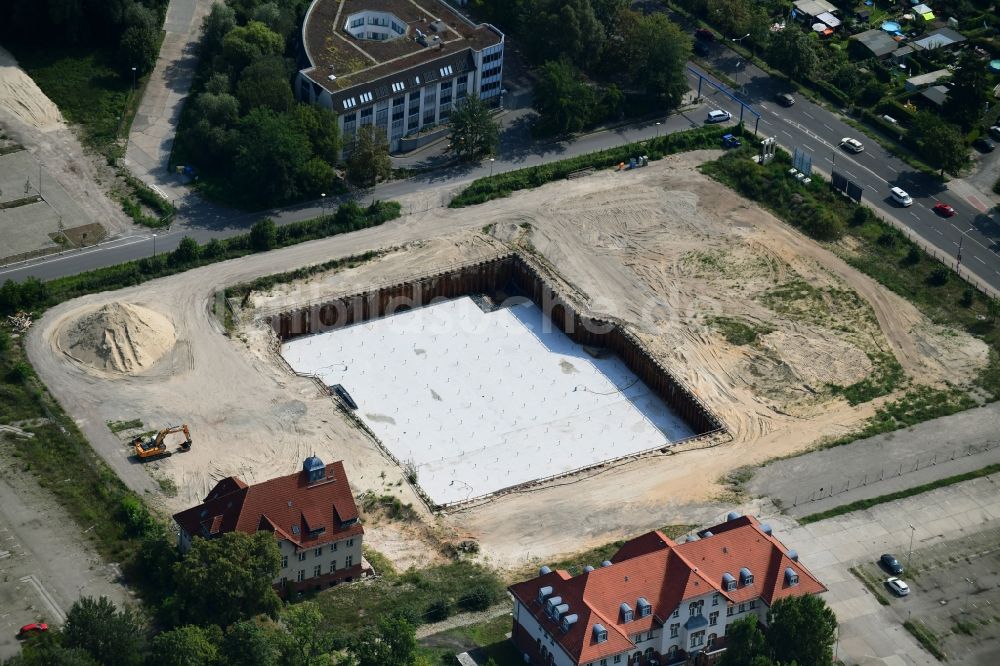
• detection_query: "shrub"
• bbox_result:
[458,585,497,612]
[425,599,451,622]
[927,266,950,286]
[250,218,278,251]
[960,288,974,307]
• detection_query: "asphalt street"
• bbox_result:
[688,49,1000,294]
[3,55,999,292]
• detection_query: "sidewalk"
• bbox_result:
[124,0,212,203]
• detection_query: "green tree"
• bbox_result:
[251,2,295,38]
[912,112,967,175]
[172,236,201,265]
[235,108,311,204]
[62,596,145,666]
[448,95,500,161]
[349,614,416,666]
[630,14,690,107]
[346,125,392,187]
[148,625,223,666]
[172,531,282,627]
[532,59,599,135]
[718,616,769,666]
[201,3,237,55]
[221,20,284,74]
[299,157,338,196]
[943,50,988,131]
[767,28,817,80]
[988,297,1000,323]
[222,620,286,666]
[194,92,240,127]
[281,601,334,666]
[767,595,838,666]
[118,3,160,74]
[292,105,342,164]
[250,218,279,251]
[7,638,100,666]
[707,0,754,38]
[236,56,293,113]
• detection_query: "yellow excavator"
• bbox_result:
[132,424,192,460]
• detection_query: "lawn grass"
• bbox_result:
[312,559,507,644]
[799,463,1000,524]
[904,619,946,660]
[418,614,519,666]
[13,45,131,153]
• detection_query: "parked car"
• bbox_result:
[880,553,904,574]
[989,126,1000,141]
[706,109,731,123]
[776,93,795,107]
[890,186,913,207]
[973,137,996,153]
[840,137,864,153]
[886,577,910,596]
[695,28,715,42]
[932,202,956,217]
[17,623,48,638]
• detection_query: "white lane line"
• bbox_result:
[803,111,815,119]
[823,123,834,132]
[803,144,815,152]
[910,212,920,219]
[934,228,943,235]
[887,165,898,173]
[781,130,793,138]
[846,172,857,179]
[976,256,987,264]
[868,184,879,192]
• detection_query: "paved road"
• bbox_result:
[764,472,1000,664]
[688,48,1000,295]
[124,0,212,202]
[747,402,1000,518]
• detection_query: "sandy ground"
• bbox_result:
[0,46,130,241]
[27,151,988,571]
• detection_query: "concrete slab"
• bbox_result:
[281,297,695,505]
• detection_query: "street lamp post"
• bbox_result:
[489,157,495,177]
[906,524,916,571]
[131,66,137,92]
[964,577,975,613]
[152,233,157,258]
[321,192,326,215]
[655,121,662,139]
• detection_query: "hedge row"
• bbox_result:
[449,125,749,207]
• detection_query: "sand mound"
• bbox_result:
[760,330,872,388]
[60,303,176,374]
[0,47,63,130]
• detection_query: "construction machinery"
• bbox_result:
[132,424,192,460]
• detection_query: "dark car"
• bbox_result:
[973,137,996,152]
[695,28,715,42]
[880,553,903,575]
[776,93,795,107]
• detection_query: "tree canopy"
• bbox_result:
[767,595,838,666]
[346,125,392,188]
[449,95,501,161]
[912,112,967,176]
[62,596,146,666]
[349,614,417,666]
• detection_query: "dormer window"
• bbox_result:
[637,597,651,618]
[620,602,633,623]
[722,572,736,592]
[739,567,754,586]
[538,585,553,603]
[593,624,608,643]
[784,567,799,586]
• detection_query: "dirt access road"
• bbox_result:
[26,152,987,571]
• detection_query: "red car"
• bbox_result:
[17,623,48,638]
[933,202,956,217]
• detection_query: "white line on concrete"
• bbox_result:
[803,111,815,119]
[910,212,919,219]
[823,123,833,131]
[19,575,66,623]
[781,130,793,138]
[803,144,815,152]
[935,228,943,235]
[976,256,987,264]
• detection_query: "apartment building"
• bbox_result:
[172,456,368,595]
[296,0,504,153]
[508,514,826,666]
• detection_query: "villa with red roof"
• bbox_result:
[508,514,826,666]
[173,456,369,596]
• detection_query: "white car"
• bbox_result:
[840,137,864,153]
[886,577,910,596]
[706,109,732,123]
[890,186,913,207]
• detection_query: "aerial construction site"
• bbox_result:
[27,151,989,570]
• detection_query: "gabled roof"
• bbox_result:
[173,460,362,550]
[509,515,825,663]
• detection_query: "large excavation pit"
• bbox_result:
[273,254,722,507]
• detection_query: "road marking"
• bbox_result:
[803,111,815,120]
[846,171,857,179]
[20,575,66,623]
[934,228,943,235]
[781,130,792,138]
[868,184,879,192]
[803,144,815,152]
[887,165,898,173]
[976,256,987,264]
[910,212,919,219]
[823,123,833,131]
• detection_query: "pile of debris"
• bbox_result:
[6,311,31,333]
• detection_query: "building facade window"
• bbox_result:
[669,624,679,638]
[332,541,338,551]
[314,565,322,578]
[645,631,653,641]
[749,600,757,609]
[330,560,337,572]
[297,552,306,561]
[297,569,305,582]
[314,547,322,557]
[690,631,705,648]
[614,656,621,664]
[689,601,703,616]
[726,607,734,617]
[456,74,468,100]
[712,593,719,606]
[672,609,679,619]
[346,555,353,567]
[359,107,373,126]
[281,555,288,568]
[738,603,746,613]
[707,633,717,648]
[709,611,718,626]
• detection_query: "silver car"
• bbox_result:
[886,577,910,596]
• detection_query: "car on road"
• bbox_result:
[840,137,864,153]
[886,577,910,596]
[706,109,732,123]
[880,553,904,574]
[695,28,715,42]
[973,137,996,153]
[933,202,956,217]
[990,126,1000,141]
[775,93,795,107]
[890,186,913,207]
[17,623,48,638]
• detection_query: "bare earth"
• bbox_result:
[27,152,988,571]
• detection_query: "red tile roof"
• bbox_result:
[173,460,363,550]
[509,516,825,664]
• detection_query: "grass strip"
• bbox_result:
[848,566,890,606]
[799,463,1000,524]
[904,620,946,660]
[449,125,746,207]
